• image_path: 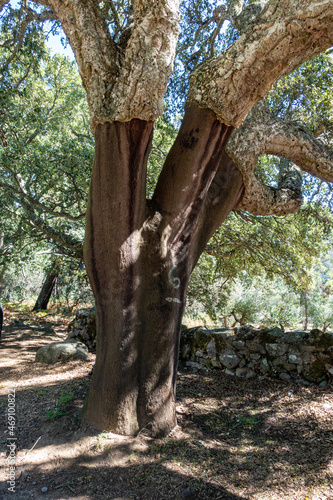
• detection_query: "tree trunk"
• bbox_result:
[33,266,59,311]
[0,302,3,339]
[83,108,244,436]
[303,292,308,331]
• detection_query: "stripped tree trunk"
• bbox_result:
[84,107,244,435]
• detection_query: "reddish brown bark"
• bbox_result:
[84,119,154,434]
[192,150,245,265]
[83,107,245,436]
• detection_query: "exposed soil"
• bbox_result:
[0,305,332,500]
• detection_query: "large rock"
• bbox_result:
[265,343,287,357]
[35,340,89,364]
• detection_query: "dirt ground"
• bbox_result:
[0,306,332,500]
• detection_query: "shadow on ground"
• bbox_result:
[0,320,332,499]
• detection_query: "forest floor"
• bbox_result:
[0,304,332,500]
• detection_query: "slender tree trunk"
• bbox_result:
[33,266,59,311]
[83,107,244,436]
[0,302,3,339]
[303,292,308,330]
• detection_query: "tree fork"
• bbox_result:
[83,107,247,436]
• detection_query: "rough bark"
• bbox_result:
[35,0,179,128]
[187,0,333,127]
[228,101,333,182]
[34,0,120,129]
[227,100,333,215]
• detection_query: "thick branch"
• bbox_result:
[226,100,333,214]
[103,0,179,124]
[264,119,333,184]
[190,150,245,267]
[235,159,303,216]
[153,106,233,250]
[187,0,333,127]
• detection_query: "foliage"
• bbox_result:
[56,266,93,313]
[2,1,333,329]
[185,270,302,330]
[0,25,93,258]
[267,51,333,206]
[0,250,48,301]
[186,203,333,323]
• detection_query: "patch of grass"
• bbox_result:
[150,443,160,453]
[93,433,114,453]
[34,311,49,318]
[45,408,67,420]
[45,391,73,420]
[238,415,260,428]
[58,392,73,405]
[13,303,31,313]
[36,389,48,396]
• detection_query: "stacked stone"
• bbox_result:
[67,310,333,384]
[180,325,333,385]
[67,307,96,350]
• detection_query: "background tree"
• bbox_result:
[0,47,92,258]
[0,13,93,306]
[2,0,333,437]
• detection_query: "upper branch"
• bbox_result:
[106,0,180,123]
[226,100,333,215]
[235,158,303,216]
[34,0,180,127]
[187,0,333,127]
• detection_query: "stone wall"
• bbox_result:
[67,307,96,350]
[67,308,333,385]
[180,325,333,385]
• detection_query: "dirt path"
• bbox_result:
[0,307,332,499]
